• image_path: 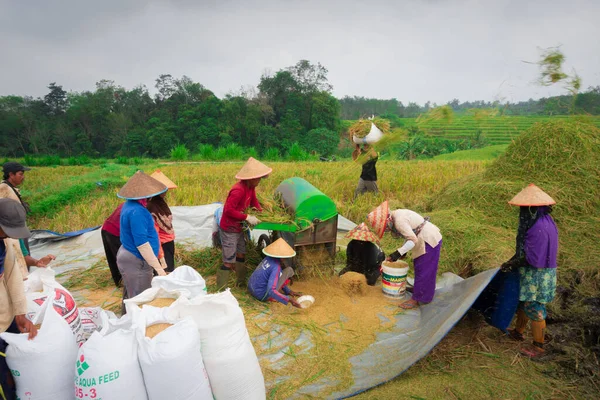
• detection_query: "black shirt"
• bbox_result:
[341,240,385,285]
[360,157,378,181]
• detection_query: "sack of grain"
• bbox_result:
[25,267,86,345]
[173,289,265,400]
[0,307,78,400]
[124,286,190,317]
[137,307,212,400]
[349,118,390,144]
[75,314,148,400]
[151,265,207,299]
[353,122,383,144]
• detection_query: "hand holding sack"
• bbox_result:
[0,307,78,400]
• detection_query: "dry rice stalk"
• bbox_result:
[348,118,391,140]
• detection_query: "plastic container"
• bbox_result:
[297,295,315,309]
[381,261,409,299]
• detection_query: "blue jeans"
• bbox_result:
[1,320,19,400]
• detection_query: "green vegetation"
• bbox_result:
[0,60,341,159]
[433,144,508,160]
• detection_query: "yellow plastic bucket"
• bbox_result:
[381,261,409,299]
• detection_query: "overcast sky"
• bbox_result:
[1,0,599,105]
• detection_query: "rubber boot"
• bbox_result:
[515,308,529,335]
[216,267,231,291]
[236,261,247,287]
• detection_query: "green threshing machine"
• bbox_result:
[255,177,338,268]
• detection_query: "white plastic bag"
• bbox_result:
[137,307,212,400]
[353,122,383,144]
[75,314,148,400]
[151,265,207,298]
[174,290,265,400]
[0,306,78,400]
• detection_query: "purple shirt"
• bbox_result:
[524,214,558,268]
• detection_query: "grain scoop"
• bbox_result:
[297,295,315,309]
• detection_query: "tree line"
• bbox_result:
[2,58,599,159]
[0,60,341,158]
[339,87,600,119]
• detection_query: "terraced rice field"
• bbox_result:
[400,115,600,144]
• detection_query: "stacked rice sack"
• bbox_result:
[2,265,265,399]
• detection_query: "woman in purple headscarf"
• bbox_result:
[502,184,558,359]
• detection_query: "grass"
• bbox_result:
[26,159,487,233]
[433,144,508,161]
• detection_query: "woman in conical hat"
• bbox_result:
[247,238,302,307]
[367,201,443,309]
[147,170,178,273]
[217,157,272,290]
[116,171,168,312]
[339,223,385,285]
[502,184,558,360]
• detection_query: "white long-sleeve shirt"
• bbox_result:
[390,209,442,258]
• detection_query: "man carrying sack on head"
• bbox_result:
[247,238,302,307]
[116,171,168,312]
[0,199,38,399]
[353,144,379,200]
[218,157,272,289]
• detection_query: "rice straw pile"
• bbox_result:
[142,297,176,307]
[145,323,173,339]
[252,192,295,225]
[348,118,391,140]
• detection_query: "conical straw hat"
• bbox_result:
[367,200,389,239]
[345,222,380,244]
[262,238,296,258]
[508,183,556,207]
[235,157,273,180]
[117,171,168,200]
[151,169,178,189]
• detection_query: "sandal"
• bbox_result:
[399,299,419,310]
[507,329,525,341]
[520,344,550,361]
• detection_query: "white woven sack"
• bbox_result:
[137,307,212,400]
[151,265,207,299]
[79,307,117,340]
[124,286,190,317]
[26,268,85,345]
[75,314,148,400]
[174,290,265,400]
[353,122,383,144]
[0,307,78,400]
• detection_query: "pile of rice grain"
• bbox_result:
[339,271,367,296]
[143,297,176,307]
[145,323,173,339]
